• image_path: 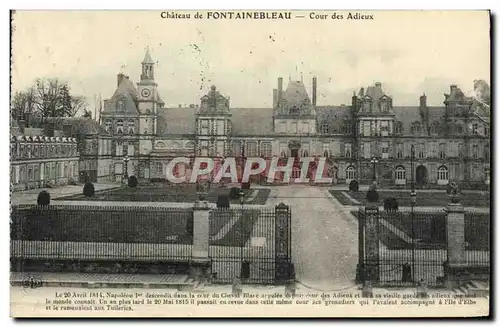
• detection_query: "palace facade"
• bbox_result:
[100,49,491,187]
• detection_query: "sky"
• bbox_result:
[11,10,490,112]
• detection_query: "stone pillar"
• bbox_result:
[363,203,380,282]
[444,202,466,288]
[190,200,212,283]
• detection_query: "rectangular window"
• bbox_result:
[323,143,329,156]
[472,144,479,159]
[217,120,224,135]
[380,121,389,136]
[439,143,446,159]
[344,143,352,158]
[232,141,242,156]
[291,122,297,133]
[201,120,209,135]
[116,143,123,156]
[381,142,389,159]
[321,124,329,134]
[363,121,371,136]
[127,144,134,156]
[472,123,478,134]
[363,142,371,159]
[342,121,351,135]
[302,122,309,134]
[280,122,286,133]
[260,143,272,157]
[247,142,258,156]
[216,141,225,156]
[418,143,425,159]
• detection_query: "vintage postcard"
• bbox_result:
[9,10,491,318]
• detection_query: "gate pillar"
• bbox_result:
[190,200,212,283]
[275,202,292,284]
[362,203,380,282]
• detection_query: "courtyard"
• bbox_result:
[54,184,271,205]
[330,190,490,207]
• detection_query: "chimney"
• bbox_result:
[189,104,195,109]
[375,82,382,88]
[420,93,427,107]
[63,123,73,137]
[179,104,182,108]
[117,73,125,87]
[273,89,278,108]
[312,77,317,106]
[450,84,458,92]
[278,77,283,103]
[359,87,365,97]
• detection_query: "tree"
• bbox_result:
[11,87,37,126]
[35,78,65,122]
[82,109,93,119]
[59,85,87,117]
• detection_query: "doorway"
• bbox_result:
[416,165,428,186]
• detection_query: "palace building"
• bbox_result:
[100,49,491,187]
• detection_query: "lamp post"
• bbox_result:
[370,157,379,182]
[122,155,130,182]
[239,190,246,278]
[410,144,417,284]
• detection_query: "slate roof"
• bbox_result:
[142,47,154,64]
[231,108,274,136]
[46,117,110,136]
[157,107,196,135]
[283,81,311,108]
[316,106,352,133]
[101,77,139,115]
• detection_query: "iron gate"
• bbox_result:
[357,206,448,287]
[209,203,292,284]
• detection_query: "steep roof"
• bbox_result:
[283,80,311,108]
[142,47,154,64]
[157,107,196,135]
[102,77,139,115]
[231,108,274,136]
[316,106,352,133]
[46,117,110,136]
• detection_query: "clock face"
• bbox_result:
[141,88,151,98]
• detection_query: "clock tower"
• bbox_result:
[137,47,159,112]
[136,47,164,154]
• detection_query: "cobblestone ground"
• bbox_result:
[267,185,359,289]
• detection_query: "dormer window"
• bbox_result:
[105,120,112,133]
[363,101,371,112]
[289,106,300,115]
[411,121,421,135]
[380,101,389,112]
[320,124,329,134]
[117,97,126,112]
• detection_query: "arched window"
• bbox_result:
[395,166,406,184]
[346,166,356,181]
[437,166,449,184]
[105,120,112,133]
[128,120,135,134]
[116,119,124,134]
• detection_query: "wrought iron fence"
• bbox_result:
[358,207,490,287]
[10,205,194,265]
